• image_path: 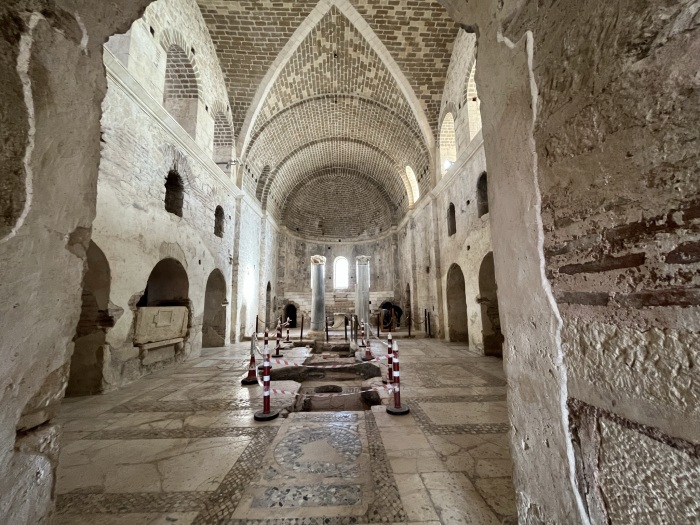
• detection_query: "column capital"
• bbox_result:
[356,255,371,265]
[310,255,327,265]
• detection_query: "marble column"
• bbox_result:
[310,255,327,334]
[355,256,371,327]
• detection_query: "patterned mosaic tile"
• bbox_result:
[409,401,510,435]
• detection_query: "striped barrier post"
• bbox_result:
[386,340,409,415]
[272,321,284,358]
[254,329,280,421]
[383,333,394,385]
[360,320,366,348]
[241,334,259,386]
[286,317,291,342]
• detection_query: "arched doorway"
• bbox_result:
[67,242,112,397]
[265,282,272,327]
[203,269,227,348]
[446,263,469,343]
[479,252,503,357]
[284,304,297,328]
[137,258,189,307]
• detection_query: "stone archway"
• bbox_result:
[67,242,113,397]
[138,258,189,307]
[446,263,469,343]
[285,303,298,328]
[203,269,227,347]
[479,252,503,357]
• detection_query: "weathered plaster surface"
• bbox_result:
[0,2,153,522]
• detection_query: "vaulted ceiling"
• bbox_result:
[198,0,459,239]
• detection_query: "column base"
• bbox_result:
[386,404,410,416]
[306,330,326,340]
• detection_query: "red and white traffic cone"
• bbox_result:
[383,333,394,385]
[241,335,258,386]
[386,340,409,415]
[254,329,280,421]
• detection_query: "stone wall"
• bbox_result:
[0,2,154,522]
[89,11,238,390]
[441,0,700,522]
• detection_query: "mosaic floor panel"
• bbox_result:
[56,339,516,524]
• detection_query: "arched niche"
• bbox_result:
[202,269,227,348]
[446,263,468,343]
[138,258,189,307]
[163,43,199,138]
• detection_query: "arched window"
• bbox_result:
[163,44,199,137]
[477,172,489,217]
[405,166,420,205]
[466,61,483,141]
[334,257,349,289]
[447,203,456,236]
[214,206,224,238]
[439,113,457,176]
[165,170,184,217]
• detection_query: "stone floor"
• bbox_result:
[55,339,517,524]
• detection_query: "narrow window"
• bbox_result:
[214,205,224,238]
[465,61,483,141]
[334,257,349,289]
[165,170,184,217]
[439,113,457,176]
[477,172,489,217]
[447,203,456,236]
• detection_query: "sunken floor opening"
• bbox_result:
[269,339,385,413]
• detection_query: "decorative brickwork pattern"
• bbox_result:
[266,140,406,222]
[251,7,420,142]
[198,0,457,138]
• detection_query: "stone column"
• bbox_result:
[309,255,327,336]
[355,256,371,327]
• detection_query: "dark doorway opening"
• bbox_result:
[67,241,113,397]
[446,263,469,343]
[479,252,503,357]
[284,304,298,328]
